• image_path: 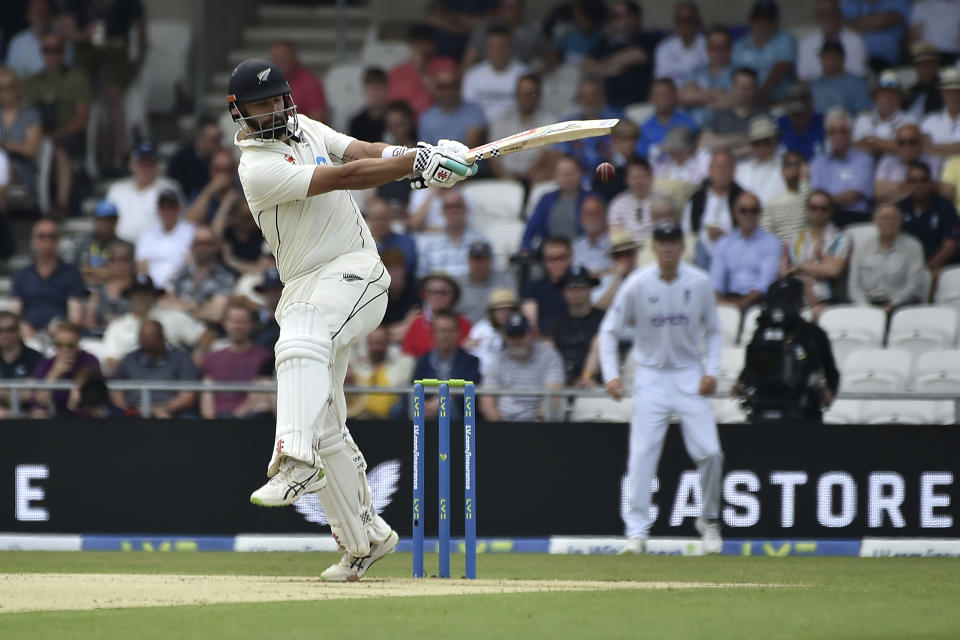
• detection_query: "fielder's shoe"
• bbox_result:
[321,530,399,582]
[617,537,647,555]
[696,517,723,555]
[250,458,325,507]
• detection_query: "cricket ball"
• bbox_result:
[595,162,615,183]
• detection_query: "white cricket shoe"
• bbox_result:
[696,517,723,555]
[617,537,647,555]
[321,530,399,582]
[250,458,325,507]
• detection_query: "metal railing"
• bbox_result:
[2,379,959,422]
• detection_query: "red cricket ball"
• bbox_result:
[595,162,615,183]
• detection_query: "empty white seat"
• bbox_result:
[887,305,957,359]
[485,219,525,270]
[911,350,960,393]
[715,347,745,395]
[717,304,741,346]
[843,222,877,250]
[823,399,865,425]
[570,397,633,422]
[323,63,366,132]
[934,265,960,309]
[861,400,956,425]
[740,306,762,343]
[818,305,886,368]
[713,397,747,423]
[460,179,525,222]
[840,349,912,393]
[624,102,653,126]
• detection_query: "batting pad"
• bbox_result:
[268,302,332,478]
[316,434,371,557]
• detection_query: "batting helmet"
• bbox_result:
[226,58,299,141]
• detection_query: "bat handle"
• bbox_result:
[440,156,479,177]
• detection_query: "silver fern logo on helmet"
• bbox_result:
[256,68,271,83]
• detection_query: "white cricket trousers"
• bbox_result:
[624,365,723,539]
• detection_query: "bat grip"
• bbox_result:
[441,156,479,176]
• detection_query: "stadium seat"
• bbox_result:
[717,304,741,346]
[741,306,762,343]
[624,102,653,126]
[716,347,745,395]
[860,399,956,425]
[823,399,865,425]
[539,63,579,121]
[843,222,876,250]
[818,305,886,368]
[911,350,960,394]
[570,396,633,422]
[840,349,911,393]
[933,265,960,310]
[485,219,525,270]
[887,305,957,359]
[323,63,366,132]
[460,179,525,222]
[713,397,747,423]
[524,181,558,220]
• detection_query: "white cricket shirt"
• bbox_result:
[235,115,377,283]
[599,262,722,382]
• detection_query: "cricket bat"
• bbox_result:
[465,118,620,164]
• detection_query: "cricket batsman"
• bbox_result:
[227,58,477,580]
[598,221,724,555]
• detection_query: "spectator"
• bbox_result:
[455,240,514,325]
[776,84,826,160]
[781,190,851,319]
[732,0,797,103]
[906,42,944,118]
[166,116,222,201]
[593,228,642,310]
[366,196,417,277]
[551,265,603,386]
[402,272,471,358]
[556,77,621,174]
[11,218,85,335]
[0,311,42,418]
[135,188,195,289]
[100,274,211,375]
[641,197,699,269]
[184,149,238,225]
[921,67,960,157]
[417,67,485,148]
[23,30,89,216]
[522,156,595,251]
[375,100,419,209]
[82,240,133,331]
[461,0,546,70]
[270,40,328,123]
[875,123,943,203]
[6,0,66,79]
[521,236,573,333]
[425,0,497,61]
[252,267,282,351]
[105,141,180,243]
[810,40,872,115]
[346,325,413,420]
[348,67,389,142]
[388,24,457,117]
[848,203,926,309]
[31,320,99,417]
[417,189,489,279]
[812,108,876,226]
[942,155,960,210]
[651,126,710,201]
[736,116,787,204]
[700,67,763,155]
[68,199,118,285]
[763,151,811,241]
[480,312,564,421]
[381,248,421,341]
[572,195,612,277]
[0,65,42,201]
[654,2,707,88]
[69,371,133,418]
[853,71,916,156]
[636,78,698,159]
[581,0,658,107]
[462,26,528,123]
[798,0,868,81]
[165,225,237,325]
[111,320,199,419]
[680,26,735,123]
[463,287,518,382]
[841,0,911,68]
[487,73,558,184]
[548,0,608,67]
[909,0,960,59]
[684,149,743,269]
[411,310,481,420]
[608,155,654,241]
[711,191,782,310]
[592,119,638,200]
[896,161,960,274]
[213,195,264,275]
[199,304,272,419]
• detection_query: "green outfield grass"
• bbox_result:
[1,552,958,639]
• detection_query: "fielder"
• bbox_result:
[227,58,477,581]
[599,221,724,555]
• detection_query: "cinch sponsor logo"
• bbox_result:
[651,314,689,327]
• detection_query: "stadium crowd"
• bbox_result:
[1,0,960,420]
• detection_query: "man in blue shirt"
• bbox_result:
[581,0,660,107]
[777,84,826,160]
[810,107,875,226]
[811,40,872,115]
[896,160,960,273]
[557,77,623,174]
[841,0,911,68]
[710,191,782,310]
[636,78,698,158]
[732,0,797,103]
[417,68,486,149]
[411,309,480,421]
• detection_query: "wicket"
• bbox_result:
[412,378,477,579]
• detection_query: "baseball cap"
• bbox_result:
[652,221,684,242]
[255,268,283,292]
[561,265,601,288]
[750,0,779,21]
[911,41,939,64]
[94,200,118,218]
[504,312,531,336]
[871,70,902,93]
[747,115,778,142]
[123,273,164,298]
[941,67,960,90]
[468,240,492,259]
[131,141,158,160]
[157,188,181,207]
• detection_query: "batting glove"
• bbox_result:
[410,142,479,190]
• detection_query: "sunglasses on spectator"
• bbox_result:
[807,204,831,212]
[544,254,569,262]
[907,177,930,183]
[425,288,453,295]
[826,128,849,134]
[111,255,132,262]
[737,207,761,215]
[896,138,920,145]
[42,46,64,54]
[34,233,59,240]
[443,202,465,209]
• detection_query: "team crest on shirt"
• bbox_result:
[284,154,295,164]
[316,156,328,165]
